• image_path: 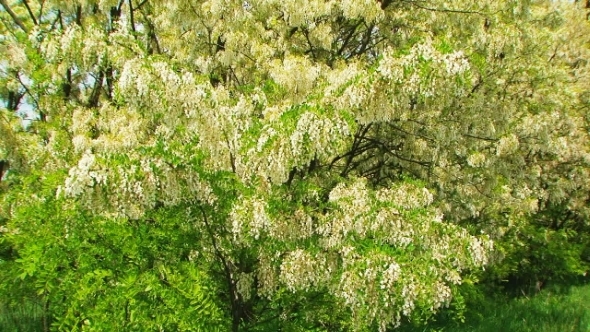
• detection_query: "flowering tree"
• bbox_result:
[1,0,589,331]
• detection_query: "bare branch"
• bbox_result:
[0,0,29,32]
[21,0,37,25]
[128,0,136,34]
[135,0,148,10]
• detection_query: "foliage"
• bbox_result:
[488,211,590,293]
[1,0,590,331]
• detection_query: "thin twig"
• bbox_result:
[128,0,136,34]
[22,0,38,25]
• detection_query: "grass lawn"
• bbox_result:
[401,283,590,332]
[0,298,44,332]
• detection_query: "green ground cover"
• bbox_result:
[1,283,589,331]
[400,283,590,332]
[0,297,44,332]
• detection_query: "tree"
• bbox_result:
[0,0,589,331]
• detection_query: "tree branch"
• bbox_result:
[336,20,362,57]
[135,0,149,10]
[199,206,242,332]
[302,28,317,60]
[363,136,431,167]
[0,0,29,32]
[21,0,37,25]
[87,71,104,108]
[128,0,136,34]
[15,72,41,118]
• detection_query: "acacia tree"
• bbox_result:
[1,0,589,331]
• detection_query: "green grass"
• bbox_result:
[401,283,590,332]
[0,298,45,332]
